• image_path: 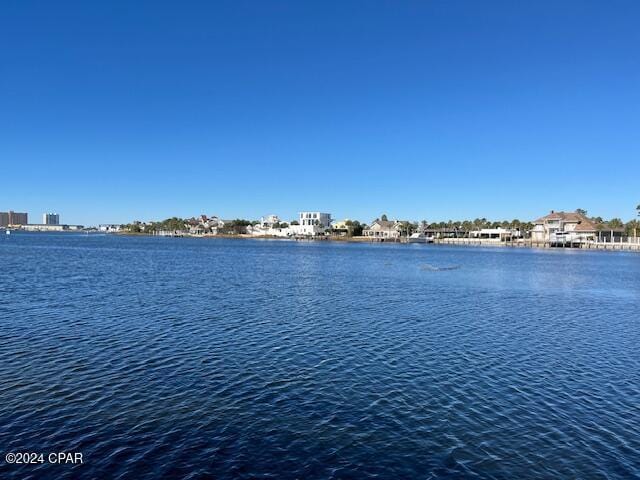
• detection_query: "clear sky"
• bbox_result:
[2,1,639,226]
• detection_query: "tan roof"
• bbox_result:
[366,220,400,231]
[533,211,597,232]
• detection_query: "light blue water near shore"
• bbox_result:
[1,233,639,479]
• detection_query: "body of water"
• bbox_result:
[1,233,639,479]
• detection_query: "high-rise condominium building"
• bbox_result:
[43,213,60,225]
[1,211,28,226]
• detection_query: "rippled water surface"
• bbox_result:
[1,233,639,479]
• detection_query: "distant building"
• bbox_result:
[331,219,351,236]
[423,228,459,239]
[290,212,332,236]
[363,219,402,240]
[43,213,60,225]
[245,214,290,237]
[3,211,28,226]
[260,214,281,228]
[21,224,84,232]
[470,227,522,241]
[202,216,224,234]
[186,215,225,235]
[531,211,597,243]
[22,224,66,232]
[99,224,122,233]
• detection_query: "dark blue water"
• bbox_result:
[1,233,639,479]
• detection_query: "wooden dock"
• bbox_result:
[432,237,640,251]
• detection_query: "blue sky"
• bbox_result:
[2,1,639,225]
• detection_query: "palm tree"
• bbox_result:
[608,218,624,229]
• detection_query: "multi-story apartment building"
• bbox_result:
[43,213,60,225]
[2,211,29,226]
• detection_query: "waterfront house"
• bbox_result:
[470,227,522,241]
[203,216,224,234]
[422,228,459,239]
[260,214,281,228]
[247,214,292,237]
[289,212,332,236]
[363,219,402,240]
[188,220,205,235]
[331,219,351,236]
[98,224,121,233]
[531,211,598,243]
[187,215,225,235]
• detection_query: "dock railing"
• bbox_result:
[433,236,640,251]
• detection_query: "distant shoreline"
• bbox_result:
[113,232,640,252]
[116,232,369,242]
[5,230,639,252]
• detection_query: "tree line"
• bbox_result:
[121,205,640,237]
